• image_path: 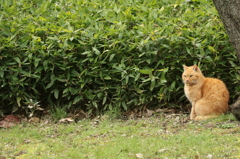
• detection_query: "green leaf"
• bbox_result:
[104,76,112,80]
[16,97,21,107]
[109,54,115,62]
[134,73,140,81]
[136,88,145,93]
[0,71,4,78]
[142,78,151,83]
[12,105,19,113]
[139,69,153,74]
[73,96,82,104]
[53,89,59,99]
[14,57,21,64]
[34,59,40,68]
[97,92,103,98]
[43,60,48,71]
[93,47,100,55]
[28,53,33,59]
[170,81,176,90]
[205,56,213,62]
[150,77,155,91]
[208,45,216,52]
[125,76,129,84]
[122,101,127,110]
[102,96,107,105]
[46,82,54,89]
[63,88,69,94]
[92,101,98,108]
[160,77,167,84]
[159,6,164,12]
[35,66,43,73]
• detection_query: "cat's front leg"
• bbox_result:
[190,104,197,120]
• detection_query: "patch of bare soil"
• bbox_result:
[0,106,239,129]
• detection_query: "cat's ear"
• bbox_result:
[193,64,199,72]
[183,65,187,70]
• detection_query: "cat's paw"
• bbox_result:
[190,117,195,120]
[194,116,202,121]
[190,115,197,120]
[195,115,219,121]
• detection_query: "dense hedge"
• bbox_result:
[0,0,239,116]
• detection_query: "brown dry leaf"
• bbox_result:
[125,110,135,119]
[29,117,40,123]
[136,153,143,158]
[0,115,20,128]
[128,113,135,119]
[68,109,89,120]
[156,108,177,114]
[24,139,31,144]
[175,116,180,122]
[80,109,89,118]
[155,108,167,113]
[144,109,154,117]
[0,121,16,128]
[15,151,26,157]
[59,118,74,124]
[3,115,20,123]
[157,149,169,153]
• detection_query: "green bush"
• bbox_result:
[0,0,239,116]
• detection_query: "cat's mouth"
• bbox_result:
[185,80,197,85]
[185,81,190,84]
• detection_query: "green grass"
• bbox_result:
[1,114,239,158]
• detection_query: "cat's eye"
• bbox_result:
[190,75,194,77]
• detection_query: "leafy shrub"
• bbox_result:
[0,0,239,116]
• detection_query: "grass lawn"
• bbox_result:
[0,114,239,159]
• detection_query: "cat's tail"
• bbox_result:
[194,115,220,121]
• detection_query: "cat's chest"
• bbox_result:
[184,85,202,101]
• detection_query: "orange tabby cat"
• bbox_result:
[182,64,229,121]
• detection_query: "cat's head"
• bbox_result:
[182,64,204,85]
